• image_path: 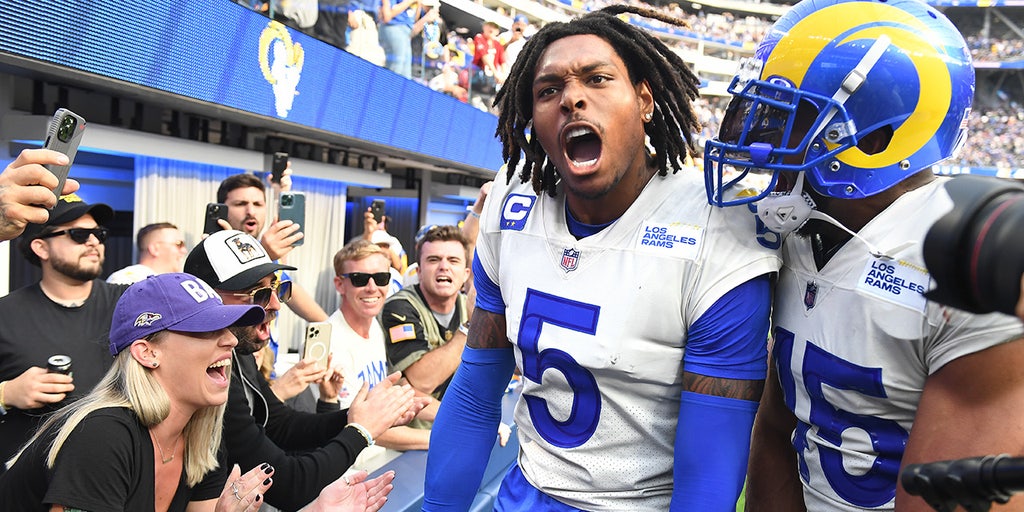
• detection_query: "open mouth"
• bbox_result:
[243,218,259,232]
[565,127,602,167]
[207,358,231,385]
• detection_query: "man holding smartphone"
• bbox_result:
[213,173,327,328]
[184,230,425,509]
[0,149,81,242]
[0,194,128,463]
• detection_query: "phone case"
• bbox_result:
[43,108,87,205]
[303,321,332,370]
[203,203,228,235]
[271,152,288,184]
[279,192,305,246]
[370,199,385,224]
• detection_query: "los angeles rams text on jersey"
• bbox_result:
[475,171,781,510]
[773,179,1024,511]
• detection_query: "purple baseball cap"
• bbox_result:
[109,273,265,356]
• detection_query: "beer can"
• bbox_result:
[47,355,73,375]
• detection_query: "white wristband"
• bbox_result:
[346,422,375,446]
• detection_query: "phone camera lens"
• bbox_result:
[282,196,293,206]
[56,116,76,143]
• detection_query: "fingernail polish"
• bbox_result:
[259,463,269,471]
[263,477,272,486]
[265,465,274,474]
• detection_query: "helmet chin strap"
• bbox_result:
[757,172,914,260]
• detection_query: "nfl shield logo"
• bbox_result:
[560,248,580,272]
[804,281,818,310]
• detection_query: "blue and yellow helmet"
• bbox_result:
[704,0,974,205]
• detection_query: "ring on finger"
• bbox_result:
[231,481,242,501]
[342,475,351,486]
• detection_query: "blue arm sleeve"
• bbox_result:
[472,253,506,314]
[423,346,516,511]
[672,391,758,511]
[684,275,771,380]
[670,276,770,510]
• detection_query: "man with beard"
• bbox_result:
[214,172,327,324]
[185,229,423,510]
[381,225,471,403]
[0,194,127,463]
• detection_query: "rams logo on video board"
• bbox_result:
[259,21,304,118]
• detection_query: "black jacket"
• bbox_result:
[223,351,368,511]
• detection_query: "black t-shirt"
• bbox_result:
[0,280,128,461]
[0,407,224,511]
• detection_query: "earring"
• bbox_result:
[152,361,159,368]
[643,112,653,122]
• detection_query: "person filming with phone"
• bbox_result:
[0,149,81,242]
[184,230,426,510]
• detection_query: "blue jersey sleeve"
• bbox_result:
[472,253,505,314]
[683,275,771,380]
[423,346,516,511]
[672,391,758,510]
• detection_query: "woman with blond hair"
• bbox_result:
[0,273,394,511]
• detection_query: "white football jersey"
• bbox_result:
[773,178,1024,511]
[476,170,781,510]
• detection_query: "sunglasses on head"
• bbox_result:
[38,227,109,244]
[231,280,292,308]
[341,272,391,287]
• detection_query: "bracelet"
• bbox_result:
[0,380,8,415]
[467,210,481,219]
[458,322,470,336]
[346,422,375,447]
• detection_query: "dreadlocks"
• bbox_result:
[493,4,702,196]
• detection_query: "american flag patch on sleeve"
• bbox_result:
[389,323,416,343]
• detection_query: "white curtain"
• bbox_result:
[134,156,347,351]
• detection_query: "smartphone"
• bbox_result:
[303,321,332,370]
[370,199,385,224]
[203,203,228,235]
[270,152,288,184]
[42,108,87,205]
[278,192,305,246]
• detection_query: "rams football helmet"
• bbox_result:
[704,0,975,206]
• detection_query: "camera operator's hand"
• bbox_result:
[3,366,74,409]
[0,149,81,242]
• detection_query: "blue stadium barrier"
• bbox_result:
[370,387,522,511]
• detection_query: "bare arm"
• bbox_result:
[376,425,431,451]
[460,181,491,266]
[897,337,1024,511]
[286,281,328,322]
[745,355,806,512]
[466,309,511,350]
[401,330,466,395]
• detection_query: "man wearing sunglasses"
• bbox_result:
[0,194,128,463]
[106,222,188,285]
[185,229,425,510]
